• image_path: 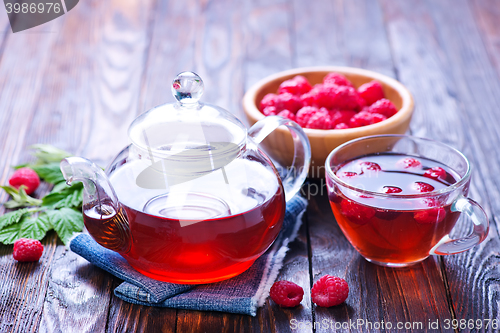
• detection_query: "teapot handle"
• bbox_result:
[248,116,311,202]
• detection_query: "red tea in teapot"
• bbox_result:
[82,158,286,284]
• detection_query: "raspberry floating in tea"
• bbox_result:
[329,152,462,264]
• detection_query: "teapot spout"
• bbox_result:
[60,157,131,253]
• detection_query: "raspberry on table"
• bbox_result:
[340,199,376,224]
[279,93,303,114]
[8,167,40,195]
[412,181,435,193]
[269,280,304,307]
[358,80,385,105]
[13,238,44,262]
[277,110,296,121]
[367,98,398,118]
[397,157,422,169]
[296,106,320,127]
[278,75,312,95]
[323,72,354,87]
[349,111,387,127]
[311,275,349,307]
[424,167,447,180]
[260,93,282,111]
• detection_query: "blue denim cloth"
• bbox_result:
[70,195,307,316]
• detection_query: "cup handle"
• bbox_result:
[248,116,311,202]
[430,196,489,255]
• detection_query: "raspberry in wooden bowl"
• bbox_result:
[242,66,414,177]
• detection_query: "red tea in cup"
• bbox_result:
[325,135,489,267]
[330,153,461,265]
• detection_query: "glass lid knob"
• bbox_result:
[171,71,204,106]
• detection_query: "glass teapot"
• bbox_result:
[61,72,311,284]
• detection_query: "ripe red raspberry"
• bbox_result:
[331,86,362,110]
[334,123,350,129]
[397,157,422,169]
[338,171,358,178]
[299,91,316,107]
[330,110,356,128]
[323,72,353,87]
[308,85,359,110]
[412,181,435,193]
[357,95,367,109]
[260,93,282,111]
[367,98,398,118]
[349,111,387,127]
[358,80,385,105]
[340,199,376,224]
[13,238,44,262]
[306,109,333,129]
[279,93,303,114]
[296,106,319,127]
[311,275,349,307]
[278,75,312,95]
[359,161,381,172]
[424,167,447,180]
[382,186,403,194]
[269,280,304,307]
[8,167,40,195]
[414,199,446,223]
[262,106,278,116]
[277,110,296,121]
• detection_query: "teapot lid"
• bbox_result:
[128,72,246,164]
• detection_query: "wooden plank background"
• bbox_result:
[1,0,499,332]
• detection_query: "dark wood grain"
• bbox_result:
[1,0,500,331]
[242,0,293,92]
[471,0,500,82]
[0,0,158,332]
[139,0,199,114]
[305,180,453,333]
[0,17,66,333]
[106,294,176,333]
[292,0,395,78]
[38,244,113,333]
[424,0,500,328]
[381,0,500,331]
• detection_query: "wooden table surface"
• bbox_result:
[1,0,500,332]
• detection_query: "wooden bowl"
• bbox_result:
[243,66,414,177]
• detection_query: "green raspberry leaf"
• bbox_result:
[1,186,42,208]
[0,221,24,244]
[47,208,84,245]
[51,181,71,194]
[42,183,83,209]
[0,208,31,230]
[32,163,65,184]
[19,214,51,240]
[1,185,20,198]
[29,144,72,164]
